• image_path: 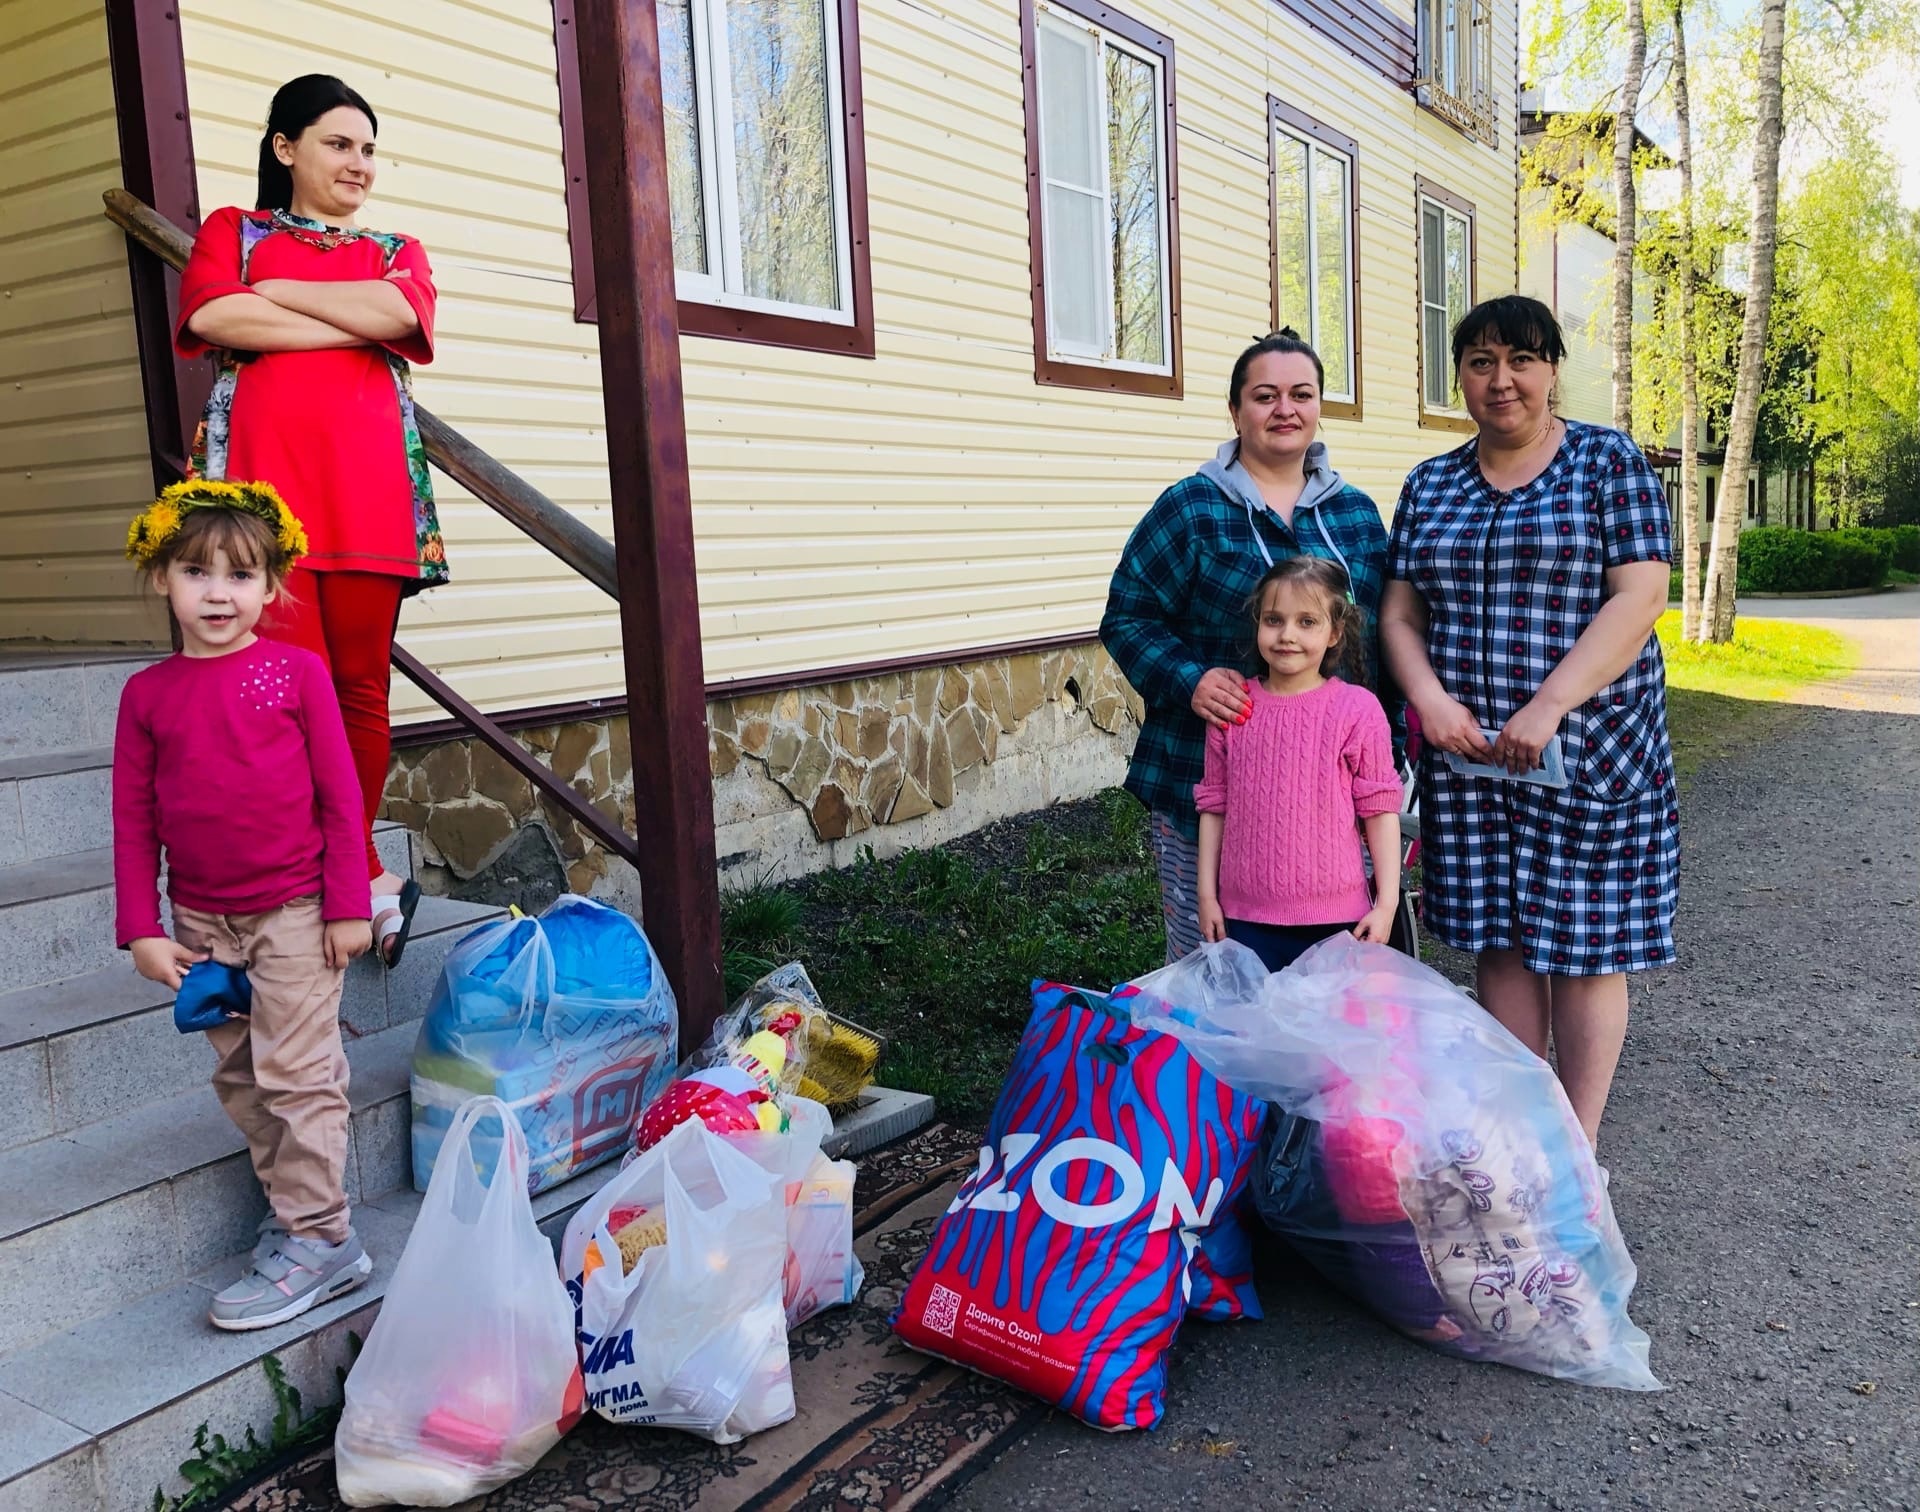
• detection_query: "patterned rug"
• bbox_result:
[226,1121,1044,1511]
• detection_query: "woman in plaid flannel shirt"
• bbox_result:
[1101,332,1391,966]
[1380,296,1677,1151]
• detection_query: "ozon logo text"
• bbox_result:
[948,1134,1223,1233]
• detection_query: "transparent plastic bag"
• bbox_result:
[1129,937,1661,1391]
[413,895,678,1194]
[785,1152,864,1329]
[335,1097,582,1506]
[561,1120,794,1443]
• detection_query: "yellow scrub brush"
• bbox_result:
[794,1012,885,1108]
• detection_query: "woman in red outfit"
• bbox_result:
[175,75,447,966]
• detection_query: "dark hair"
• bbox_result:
[150,509,290,587]
[256,75,378,212]
[1449,295,1567,370]
[1245,556,1365,683]
[1228,328,1325,408]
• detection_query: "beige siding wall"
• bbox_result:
[170,0,1517,721]
[0,3,167,647]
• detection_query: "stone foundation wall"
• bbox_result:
[381,641,1143,906]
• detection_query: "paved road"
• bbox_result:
[946,598,1920,1512]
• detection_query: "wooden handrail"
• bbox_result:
[102,188,619,598]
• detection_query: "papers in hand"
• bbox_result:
[1441,729,1569,789]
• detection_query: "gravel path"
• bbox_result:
[943,599,1920,1512]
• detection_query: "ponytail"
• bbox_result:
[255,74,377,211]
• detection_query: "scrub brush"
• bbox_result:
[795,1012,885,1108]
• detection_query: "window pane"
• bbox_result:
[1421,204,1444,299]
[1445,212,1469,321]
[1105,45,1163,366]
[1442,0,1459,91]
[1424,304,1450,407]
[1273,132,1309,337]
[661,0,707,275]
[1038,18,1102,192]
[1046,185,1109,352]
[1311,149,1349,396]
[728,0,838,309]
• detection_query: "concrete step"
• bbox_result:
[0,1090,935,1511]
[0,1153,623,1512]
[0,821,420,998]
[0,649,157,763]
[0,892,495,1155]
[0,746,114,868]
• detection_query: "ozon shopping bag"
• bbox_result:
[892,981,1264,1430]
[335,1097,582,1506]
[561,1120,794,1443]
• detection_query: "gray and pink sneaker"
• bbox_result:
[208,1230,372,1331]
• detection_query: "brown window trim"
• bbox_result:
[1269,0,1415,88]
[1414,174,1477,434]
[1267,96,1362,422]
[1020,0,1183,399]
[552,0,875,358]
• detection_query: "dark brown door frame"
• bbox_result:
[103,0,210,486]
[571,2,725,1045]
[102,0,726,1044]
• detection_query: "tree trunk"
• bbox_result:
[1673,0,1704,638]
[1611,0,1648,434]
[1697,0,1786,643]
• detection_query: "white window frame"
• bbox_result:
[1416,0,1496,144]
[672,0,857,325]
[1033,0,1174,376]
[1270,119,1357,407]
[1418,190,1474,417]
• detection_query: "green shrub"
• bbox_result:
[1888,524,1920,572]
[1736,526,1890,592]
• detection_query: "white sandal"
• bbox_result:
[370,879,421,969]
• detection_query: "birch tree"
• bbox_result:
[1696,0,1785,642]
[1670,0,1705,637]
[1610,0,1648,431]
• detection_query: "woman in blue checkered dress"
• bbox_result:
[1380,297,1677,1149]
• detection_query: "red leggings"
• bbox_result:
[265,569,405,881]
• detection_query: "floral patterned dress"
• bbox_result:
[174,206,448,591]
[1388,420,1678,975]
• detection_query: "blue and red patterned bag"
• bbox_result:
[891,981,1264,1430]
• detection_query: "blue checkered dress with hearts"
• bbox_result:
[1389,420,1679,975]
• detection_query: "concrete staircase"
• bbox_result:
[0,648,934,1511]
[0,649,541,1511]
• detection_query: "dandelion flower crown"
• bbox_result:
[126,480,309,572]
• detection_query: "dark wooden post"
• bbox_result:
[570,1,725,1045]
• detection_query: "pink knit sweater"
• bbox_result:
[1193,677,1401,926]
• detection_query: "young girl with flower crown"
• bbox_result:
[1194,555,1404,972]
[114,482,376,1331]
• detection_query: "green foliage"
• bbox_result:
[151,1354,339,1512]
[1889,525,1920,572]
[1734,526,1891,592]
[716,790,1162,1118]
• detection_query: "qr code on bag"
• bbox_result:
[922,1283,962,1338]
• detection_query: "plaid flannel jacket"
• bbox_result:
[1100,473,1392,838]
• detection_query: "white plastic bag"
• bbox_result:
[335,1097,582,1506]
[561,1120,794,1442]
[1130,937,1661,1391]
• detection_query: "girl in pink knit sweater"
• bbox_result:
[1194,556,1403,973]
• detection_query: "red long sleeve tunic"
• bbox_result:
[174,205,440,584]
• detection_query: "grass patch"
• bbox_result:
[1657,612,1855,782]
[1889,567,1919,586]
[720,789,1162,1119]
[1657,611,1855,703]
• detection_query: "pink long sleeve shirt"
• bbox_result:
[1193,677,1402,926]
[112,641,372,946]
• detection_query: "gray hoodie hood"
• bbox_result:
[1196,437,1354,576]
